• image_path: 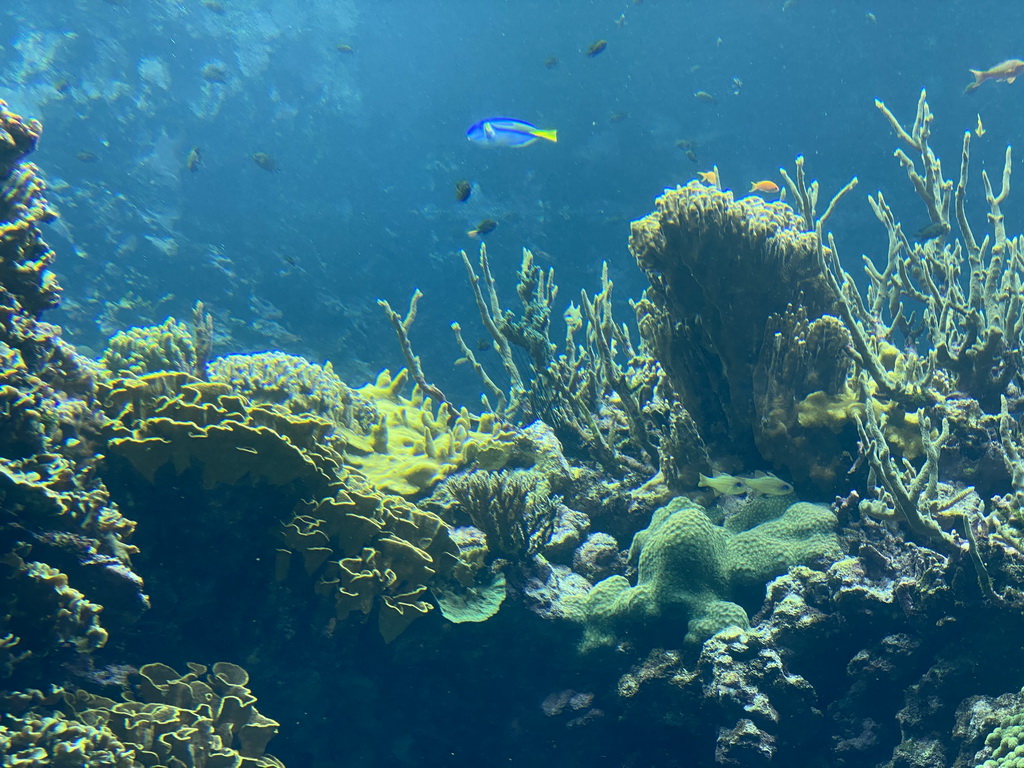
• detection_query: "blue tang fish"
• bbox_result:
[466,118,558,148]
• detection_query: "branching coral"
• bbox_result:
[817,90,1024,413]
[455,246,669,477]
[440,469,558,558]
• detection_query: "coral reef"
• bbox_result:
[566,494,839,650]
[0,101,60,317]
[2,661,285,767]
[629,181,837,471]
[336,368,509,497]
[0,100,146,686]
[284,486,459,642]
[100,371,340,493]
[101,316,198,377]
[208,350,373,431]
[438,469,559,558]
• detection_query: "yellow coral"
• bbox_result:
[336,369,510,496]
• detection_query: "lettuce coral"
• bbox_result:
[0,100,145,683]
[2,662,286,768]
[335,368,511,497]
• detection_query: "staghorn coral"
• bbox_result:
[455,246,677,478]
[817,91,1024,414]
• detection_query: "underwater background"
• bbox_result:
[5,0,1024,766]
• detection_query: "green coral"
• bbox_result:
[567,494,840,650]
[208,355,511,497]
[979,702,1024,767]
[336,369,510,497]
[432,569,506,624]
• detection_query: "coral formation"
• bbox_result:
[0,101,60,317]
[629,181,836,470]
[208,351,373,431]
[101,316,198,377]
[439,469,558,558]
[336,368,511,497]
[566,494,839,650]
[0,100,145,685]
[100,371,340,493]
[2,662,285,767]
[287,488,459,642]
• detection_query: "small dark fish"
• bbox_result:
[585,39,608,57]
[186,146,202,172]
[911,222,948,243]
[335,44,355,54]
[675,138,695,150]
[476,338,493,352]
[686,149,698,164]
[544,56,559,70]
[202,0,225,12]
[693,90,717,104]
[609,111,628,123]
[53,78,72,94]
[251,152,279,172]
[467,219,497,239]
[455,179,472,203]
[201,63,228,83]
[76,151,98,163]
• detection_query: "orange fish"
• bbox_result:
[964,59,1024,94]
[749,180,779,194]
[697,170,718,185]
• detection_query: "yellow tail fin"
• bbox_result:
[531,128,558,143]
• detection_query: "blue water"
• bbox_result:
[7,3,1024,766]
[3,0,1021,406]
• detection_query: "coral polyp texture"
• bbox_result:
[566,493,840,650]
[335,368,511,497]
